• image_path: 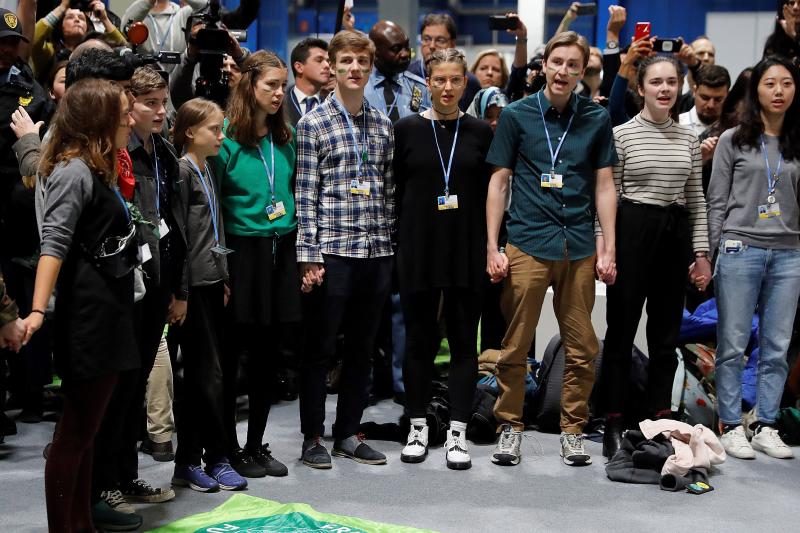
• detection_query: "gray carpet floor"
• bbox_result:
[1,397,799,532]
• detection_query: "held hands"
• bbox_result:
[300,263,325,293]
[167,295,187,326]
[10,106,44,140]
[0,318,27,352]
[20,312,45,347]
[486,248,509,284]
[595,236,617,285]
[689,256,712,292]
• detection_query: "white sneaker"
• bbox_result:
[100,489,136,514]
[445,429,471,470]
[720,425,756,460]
[751,426,794,459]
[400,425,428,463]
[560,432,591,466]
[492,424,522,466]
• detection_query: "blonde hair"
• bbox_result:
[543,31,590,68]
[470,49,509,88]
[328,30,375,64]
[172,98,223,154]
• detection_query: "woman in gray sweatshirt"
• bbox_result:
[707,56,800,462]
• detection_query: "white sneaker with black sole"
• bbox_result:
[492,424,521,466]
[720,425,756,459]
[751,425,794,459]
[560,432,591,466]
[401,425,429,463]
[445,429,471,470]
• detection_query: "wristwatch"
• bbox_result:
[606,40,619,50]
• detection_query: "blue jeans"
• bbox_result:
[715,244,800,425]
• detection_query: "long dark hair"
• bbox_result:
[226,50,292,147]
[732,56,800,160]
[710,67,753,137]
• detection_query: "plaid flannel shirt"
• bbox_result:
[295,95,396,263]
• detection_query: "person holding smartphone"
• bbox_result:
[708,56,800,461]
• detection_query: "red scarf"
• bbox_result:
[117,148,135,200]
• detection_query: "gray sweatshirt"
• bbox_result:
[707,128,800,254]
[39,158,94,260]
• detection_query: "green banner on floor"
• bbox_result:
[147,494,437,533]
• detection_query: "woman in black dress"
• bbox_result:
[21,78,139,532]
[394,48,494,470]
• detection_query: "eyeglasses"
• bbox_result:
[430,75,466,89]
[421,36,451,46]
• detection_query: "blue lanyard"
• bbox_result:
[147,12,177,53]
[760,135,782,196]
[430,115,460,196]
[256,134,277,205]
[536,92,575,172]
[185,156,220,244]
[152,135,161,215]
[332,95,369,179]
[113,187,131,222]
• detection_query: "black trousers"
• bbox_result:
[174,282,227,466]
[93,276,170,491]
[402,287,481,423]
[299,255,392,440]
[601,202,692,417]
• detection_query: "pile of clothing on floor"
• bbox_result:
[606,419,726,495]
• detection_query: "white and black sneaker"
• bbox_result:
[401,425,429,463]
[492,424,522,466]
[445,429,471,470]
[99,489,136,514]
[560,432,591,466]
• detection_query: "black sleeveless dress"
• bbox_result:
[53,167,140,382]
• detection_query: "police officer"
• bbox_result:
[366,20,430,122]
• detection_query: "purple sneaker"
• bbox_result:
[206,462,248,491]
[172,464,220,492]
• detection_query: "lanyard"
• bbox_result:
[760,135,782,199]
[151,134,161,214]
[536,92,575,172]
[185,155,220,244]
[332,95,369,180]
[256,134,277,206]
[113,187,131,222]
[290,90,303,118]
[430,114,460,196]
[147,12,177,53]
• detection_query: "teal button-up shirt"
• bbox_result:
[487,90,617,261]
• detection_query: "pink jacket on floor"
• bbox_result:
[640,419,727,476]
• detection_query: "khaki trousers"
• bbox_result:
[493,243,599,434]
[145,334,174,443]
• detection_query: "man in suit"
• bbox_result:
[286,37,330,127]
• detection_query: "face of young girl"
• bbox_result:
[187,110,225,158]
[639,61,680,115]
[758,64,795,116]
[254,67,288,115]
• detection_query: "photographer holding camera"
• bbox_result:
[32,0,127,81]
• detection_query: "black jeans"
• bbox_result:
[299,255,392,440]
[402,287,481,423]
[174,282,227,466]
[601,202,692,417]
[93,276,170,491]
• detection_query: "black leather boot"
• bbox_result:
[603,415,625,459]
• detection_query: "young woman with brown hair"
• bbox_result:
[212,49,298,479]
[21,78,140,532]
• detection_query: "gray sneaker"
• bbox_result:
[492,424,522,466]
[560,432,591,466]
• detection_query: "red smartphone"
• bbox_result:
[634,22,651,42]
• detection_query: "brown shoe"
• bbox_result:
[139,437,174,462]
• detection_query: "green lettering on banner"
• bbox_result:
[147,494,437,533]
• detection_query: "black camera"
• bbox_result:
[70,0,93,12]
[186,0,247,107]
[122,22,180,82]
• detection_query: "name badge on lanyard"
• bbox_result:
[759,135,783,220]
[332,96,371,196]
[257,135,286,221]
[536,92,574,191]
[184,156,234,255]
[431,114,460,210]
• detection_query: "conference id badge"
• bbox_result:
[211,245,234,256]
[723,239,743,254]
[437,194,459,210]
[758,203,781,219]
[140,244,152,263]
[158,218,170,239]
[350,179,370,196]
[266,201,287,221]
[541,173,563,188]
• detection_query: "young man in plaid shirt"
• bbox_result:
[295,30,395,469]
